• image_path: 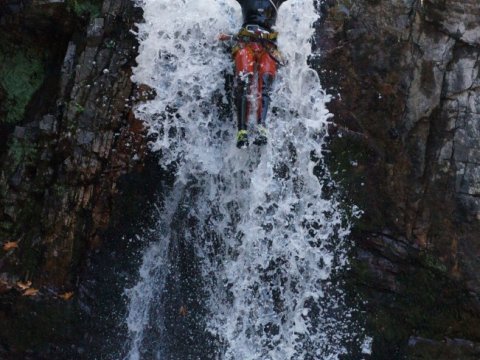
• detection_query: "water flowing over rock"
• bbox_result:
[0,0,479,358]
[123,1,365,358]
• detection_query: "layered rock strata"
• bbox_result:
[0,0,149,355]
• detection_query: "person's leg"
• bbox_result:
[252,51,276,145]
[234,45,254,147]
[257,51,277,126]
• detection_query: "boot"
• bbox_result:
[236,130,249,148]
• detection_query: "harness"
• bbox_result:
[237,24,278,41]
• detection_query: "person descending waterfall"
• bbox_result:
[219,0,288,148]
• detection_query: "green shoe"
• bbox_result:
[236,130,249,148]
[253,125,268,146]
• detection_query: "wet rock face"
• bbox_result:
[0,0,147,355]
[408,337,480,360]
[1,0,144,286]
[424,0,480,46]
[318,0,480,357]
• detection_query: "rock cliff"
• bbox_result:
[318,0,480,358]
[0,0,153,356]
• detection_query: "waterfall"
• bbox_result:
[123,0,367,358]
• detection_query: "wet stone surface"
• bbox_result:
[318,0,480,358]
[0,0,148,356]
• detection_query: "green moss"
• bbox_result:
[74,102,85,114]
[8,138,38,168]
[0,40,45,125]
[67,0,102,18]
[0,221,13,230]
[351,255,480,357]
[105,40,116,49]
[397,267,477,340]
[421,252,448,273]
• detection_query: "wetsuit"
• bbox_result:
[233,0,287,147]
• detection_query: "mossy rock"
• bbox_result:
[323,133,386,231]
[351,255,480,358]
[66,0,102,19]
[7,138,38,168]
[0,39,45,125]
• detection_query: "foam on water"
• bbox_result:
[124,0,364,359]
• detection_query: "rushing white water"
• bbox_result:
[124,0,365,359]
